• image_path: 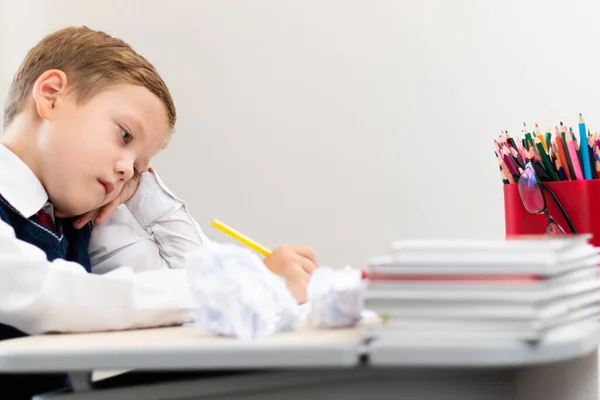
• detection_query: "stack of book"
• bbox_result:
[364,235,600,342]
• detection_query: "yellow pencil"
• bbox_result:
[211,219,272,257]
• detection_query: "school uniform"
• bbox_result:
[0,144,209,399]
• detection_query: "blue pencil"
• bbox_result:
[579,113,592,179]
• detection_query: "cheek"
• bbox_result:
[77,138,118,169]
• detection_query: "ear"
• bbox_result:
[31,69,68,120]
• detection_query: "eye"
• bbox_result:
[120,126,133,144]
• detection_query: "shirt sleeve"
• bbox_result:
[0,217,196,334]
[89,170,209,274]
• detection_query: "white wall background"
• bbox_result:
[2,0,600,268]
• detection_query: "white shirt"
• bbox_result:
[0,144,209,334]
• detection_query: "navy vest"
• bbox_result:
[0,194,93,399]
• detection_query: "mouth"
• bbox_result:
[98,179,115,196]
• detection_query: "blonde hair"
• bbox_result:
[3,26,176,130]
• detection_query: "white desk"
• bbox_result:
[369,322,600,400]
[0,324,362,371]
[0,323,598,400]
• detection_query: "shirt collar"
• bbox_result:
[0,144,48,218]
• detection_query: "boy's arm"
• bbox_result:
[89,170,209,274]
[89,170,318,302]
[0,218,195,334]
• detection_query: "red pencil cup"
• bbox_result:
[504,180,600,248]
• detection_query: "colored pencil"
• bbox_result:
[554,139,572,180]
[579,114,592,179]
[567,135,584,180]
[545,130,552,153]
[494,116,600,184]
[534,138,559,181]
[211,219,272,256]
[555,158,567,181]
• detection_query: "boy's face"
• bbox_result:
[34,73,170,217]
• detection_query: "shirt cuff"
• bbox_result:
[125,170,182,228]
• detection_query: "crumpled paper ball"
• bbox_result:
[184,242,302,340]
[307,266,365,328]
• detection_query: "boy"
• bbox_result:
[0,26,317,398]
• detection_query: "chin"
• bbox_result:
[49,197,96,219]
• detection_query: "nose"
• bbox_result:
[115,158,135,182]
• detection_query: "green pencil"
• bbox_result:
[525,132,535,149]
[535,138,559,181]
[545,131,552,152]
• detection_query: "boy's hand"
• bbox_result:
[72,176,140,229]
[264,246,318,303]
